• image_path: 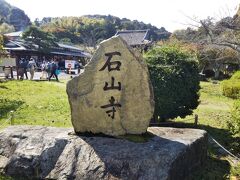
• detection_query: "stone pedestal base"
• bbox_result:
[0,126,207,180]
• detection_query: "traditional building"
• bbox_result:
[3,32,92,69]
[115,30,152,51]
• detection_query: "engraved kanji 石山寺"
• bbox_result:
[99,51,122,119]
[100,96,121,119]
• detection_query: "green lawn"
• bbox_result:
[0,80,71,128]
[176,81,240,179]
[177,81,239,153]
[0,79,239,179]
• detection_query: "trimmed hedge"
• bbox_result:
[228,100,240,135]
[222,71,240,99]
[222,80,240,99]
[145,45,200,121]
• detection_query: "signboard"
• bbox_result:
[0,58,16,73]
[65,60,75,69]
[0,58,16,66]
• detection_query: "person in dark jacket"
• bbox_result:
[19,58,28,80]
[48,60,59,81]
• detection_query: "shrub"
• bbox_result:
[228,100,240,136]
[145,45,200,121]
[231,163,240,177]
[222,71,240,99]
[222,80,240,99]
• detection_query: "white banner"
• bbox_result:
[65,60,75,69]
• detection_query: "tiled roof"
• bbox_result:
[4,40,91,58]
[4,40,28,50]
[115,30,151,46]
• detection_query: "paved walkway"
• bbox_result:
[0,70,83,81]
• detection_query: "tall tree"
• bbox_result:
[0,34,7,64]
[0,22,15,34]
[77,17,105,47]
[173,7,240,79]
[22,25,57,53]
[0,34,5,54]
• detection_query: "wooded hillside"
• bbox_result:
[0,0,170,46]
[0,0,31,33]
[35,15,171,46]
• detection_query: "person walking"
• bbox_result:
[48,60,59,81]
[46,61,51,78]
[40,61,48,80]
[28,58,36,80]
[18,58,28,80]
[22,59,29,79]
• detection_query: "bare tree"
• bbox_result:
[173,6,240,79]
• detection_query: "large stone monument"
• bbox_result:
[67,36,154,136]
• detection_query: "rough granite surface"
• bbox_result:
[0,126,207,180]
[67,36,154,136]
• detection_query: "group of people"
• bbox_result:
[18,58,59,81]
[40,60,59,81]
[18,58,36,80]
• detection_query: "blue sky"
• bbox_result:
[5,0,239,32]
